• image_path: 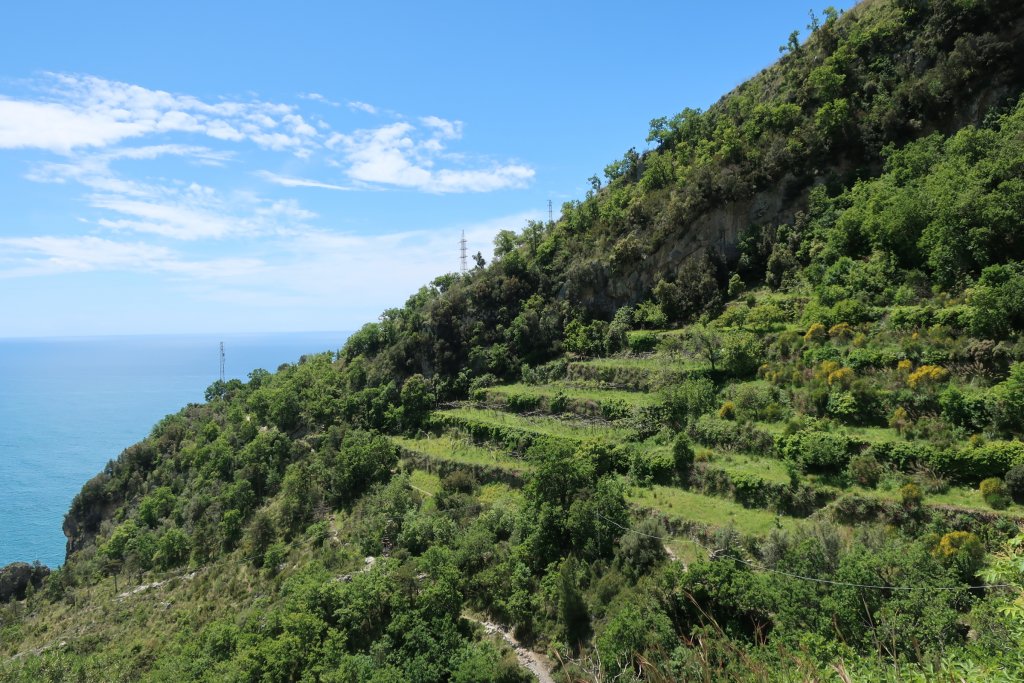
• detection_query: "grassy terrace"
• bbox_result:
[433,406,634,444]
[707,451,793,485]
[565,355,706,391]
[392,434,532,474]
[484,381,660,404]
[570,355,700,372]
[752,419,938,448]
[855,483,1024,517]
[482,381,660,413]
[627,483,801,536]
[409,469,442,496]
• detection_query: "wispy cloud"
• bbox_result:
[0,235,263,279]
[347,100,377,114]
[327,119,534,193]
[3,73,534,197]
[0,74,318,155]
[255,170,356,191]
[300,92,340,107]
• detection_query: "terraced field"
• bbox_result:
[399,345,1024,556]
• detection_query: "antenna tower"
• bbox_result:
[219,341,225,382]
[459,230,468,273]
[548,199,553,223]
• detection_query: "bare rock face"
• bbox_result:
[0,562,50,602]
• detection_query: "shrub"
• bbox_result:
[926,440,1024,483]
[727,274,745,298]
[900,482,923,508]
[600,398,632,421]
[781,429,853,473]
[865,441,935,470]
[907,364,949,390]
[889,406,911,434]
[689,415,774,453]
[565,319,610,357]
[721,330,763,378]
[1004,463,1024,503]
[729,381,784,421]
[980,477,1010,510]
[828,322,853,340]
[522,358,568,385]
[634,301,667,329]
[673,434,695,475]
[627,331,658,354]
[932,531,984,580]
[847,454,882,488]
[662,377,717,428]
[939,386,990,433]
[990,362,1024,436]
[718,401,737,420]
[629,448,676,485]
[803,322,827,343]
[827,367,854,387]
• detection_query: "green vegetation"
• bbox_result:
[4,1,1024,680]
[625,484,800,537]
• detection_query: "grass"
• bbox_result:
[857,482,1024,516]
[478,482,524,507]
[709,451,793,485]
[665,537,710,566]
[626,482,801,536]
[408,469,442,496]
[484,381,660,407]
[435,406,633,443]
[572,355,698,371]
[392,434,532,474]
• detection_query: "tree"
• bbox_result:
[685,323,723,372]
[400,373,435,432]
[990,363,1024,436]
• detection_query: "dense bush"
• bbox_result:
[1004,463,1024,503]
[689,415,774,453]
[926,440,1024,483]
[780,429,854,473]
[980,477,1010,510]
[847,454,882,488]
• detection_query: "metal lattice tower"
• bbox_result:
[459,230,468,273]
[219,341,225,382]
[548,199,553,223]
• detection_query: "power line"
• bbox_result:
[593,511,1014,592]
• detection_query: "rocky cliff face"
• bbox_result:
[62,468,120,560]
[0,562,50,603]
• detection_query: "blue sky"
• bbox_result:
[0,1,857,337]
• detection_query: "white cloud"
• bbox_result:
[420,115,462,139]
[91,197,241,240]
[347,100,377,114]
[5,73,534,198]
[300,92,340,107]
[0,235,262,279]
[0,74,318,155]
[332,121,534,193]
[0,98,149,153]
[256,170,355,191]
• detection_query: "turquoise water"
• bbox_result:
[0,332,348,568]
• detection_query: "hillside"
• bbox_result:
[4,1,1024,681]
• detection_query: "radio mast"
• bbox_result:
[219,341,225,382]
[459,230,468,273]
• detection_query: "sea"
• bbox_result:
[0,331,349,569]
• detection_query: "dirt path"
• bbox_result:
[462,614,557,683]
